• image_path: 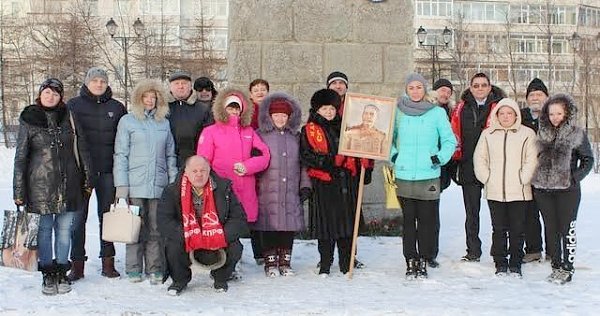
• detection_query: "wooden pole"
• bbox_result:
[348,165,366,279]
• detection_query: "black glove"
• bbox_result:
[391,153,398,164]
[364,168,373,185]
[431,155,441,169]
[300,187,312,203]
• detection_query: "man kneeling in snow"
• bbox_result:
[157,155,247,295]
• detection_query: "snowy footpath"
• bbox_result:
[0,147,598,315]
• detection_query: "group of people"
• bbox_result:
[11,66,593,298]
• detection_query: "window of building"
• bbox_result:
[142,0,180,15]
[84,0,99,16]
[456,1,508,23]
[209,28,228,51]
[579,6,600,27]
[114,0,131,17]
[202,0,228,18]
[416,0,453,18]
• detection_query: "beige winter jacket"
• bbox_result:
[474,98,538,202]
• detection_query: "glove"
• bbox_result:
[299,187,312,203]
[431,155,441,169]
[364,168,373,185]
[115,186,129,199]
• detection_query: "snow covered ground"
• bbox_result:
[0,146,598,315]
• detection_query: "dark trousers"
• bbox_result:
[534,189,580,270]
[524,200,544,254]
[250,230,263,260]
[70,172,116,260]
[318,238,352,273]
[488,200,527,267]
[462,184,482,257]
[400,197,439,260]
[260,231,295,255]
[165,238,243,285]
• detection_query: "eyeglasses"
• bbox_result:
[471,83,489,89]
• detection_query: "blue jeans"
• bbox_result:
[38,211,75,268]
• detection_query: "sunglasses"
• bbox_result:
[471,83,489,89]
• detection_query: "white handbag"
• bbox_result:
[102,199,141,244]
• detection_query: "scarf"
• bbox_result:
[305,122,372,182]
[180,175,227,252]
[397,96,435,116]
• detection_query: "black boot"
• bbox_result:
[494,257,508,276]
[405,259,418,280]
[56,263,72,294]
[416,258,428,279]
[40,264,58,296]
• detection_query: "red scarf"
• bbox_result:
[180,175,227,252]
[305,122,372,182]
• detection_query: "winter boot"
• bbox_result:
[405,259,418,280]
[494,257,509,276]
[416,258,428,279]
[101,257,121,278]
[509,265,522,278]
[67,260,85,282]
[214,280,228,293]
[56,263,72,294]
[263,249,279,278]
[40,265,58,296]
[553,266,574,285]
[278,248,295,276]
[167,282,187,296]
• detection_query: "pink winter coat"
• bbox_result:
[197,88,270,222]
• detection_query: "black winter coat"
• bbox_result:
[167,94,212,167]
[157,171,248,245]
[13,104,91,214]
[67,85,126,174]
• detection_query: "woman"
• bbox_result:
[197,88,271,268]
[13,78,91,295]
[532,93,594,284]
[300,89,371,276]
[255,92,311,277]
[113,79,178,284]
[474,98,538,277]
[249,79,270,130]
[390,73,456,279]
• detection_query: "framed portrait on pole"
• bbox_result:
[338,92,396,161]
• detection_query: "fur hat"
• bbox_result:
[194,76,217,95]
[85,67,108,86]
[405,73,428,92]
[326,71,348,87]
[526,78,548,98]
[268,98,292,116]
[189,248,226,270]
[169,70,192,82]
[433,78,453,92]
[311,89,341,111]
[38,78,64,100]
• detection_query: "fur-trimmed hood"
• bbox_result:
[130,79,169,121]
[212,87,253,126]
[537,93,578,142]
[487,98,522,131]
[258,92,302,134]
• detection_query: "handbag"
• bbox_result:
[102,199,141,244]
[382,165,401,209]
[0,207,40,271]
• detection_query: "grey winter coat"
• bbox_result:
[532,93,594,190]
[254,92,311,232]
[114,79,178,199]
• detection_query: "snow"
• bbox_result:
[0,146,599,315]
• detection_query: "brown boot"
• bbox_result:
[67,260,85,282]
[101,257,121,278]
[263,249,278,277]
[277,248,295,276]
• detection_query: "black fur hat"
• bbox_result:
[190,248,226,270]
[310,89,341,111]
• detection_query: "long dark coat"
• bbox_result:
[13,104,91,214]
[300,110,364,240]
[254,92,311,232]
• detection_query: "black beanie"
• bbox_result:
[326,71,348,87]
[311,89,341,111]
[433,78,453,92]
[526,78,548,98]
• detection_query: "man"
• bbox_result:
[168,71,212,168]
[194,76,218,104]
[326,71,349,115]
[521,78,549,263]
[344,104,387,155]
[67,67,127,280]
[450,72,506,262]
[428,78,456,268]
[157,155,247,295]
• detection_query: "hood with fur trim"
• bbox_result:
[258,92,302,134]
[130,79,169,121]
[487,98,522,130]
[538,93,578,141]
[212,88,253,126]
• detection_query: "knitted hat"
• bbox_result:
[405,73,428,92]
[194,76,217,94]
[169,70,192,82]
[326,71,348,87]
[224,95,243,112]
[84,67,108,85]
[310,89,341,111]
[268,98,292,116]
[38,78,64,100]
[433,78,453,92]
[526,78,548,98]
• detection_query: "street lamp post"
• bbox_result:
[416,26,452,86]
[569,32,600,134]
[106,17,144,107]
